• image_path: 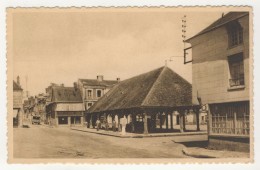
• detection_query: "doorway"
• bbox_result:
[71,116,81,125]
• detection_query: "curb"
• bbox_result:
[71,128,129,138]
[71,128,207,138]
[182,148,217,158]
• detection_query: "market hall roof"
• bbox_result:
[13,81,23,91]
[186,12,249,41]
[51,86,82,103]
[87,66,192,113]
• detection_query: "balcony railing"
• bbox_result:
[229,77,244,87]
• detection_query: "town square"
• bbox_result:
[9,8,252,161]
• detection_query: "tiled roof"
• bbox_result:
[13,81,23,91]
[51,87,82,103]
[186,12,249,41]
[79,79,118,87]
[87,66,192,113]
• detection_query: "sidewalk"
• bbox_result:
[71,126,207,138]
[182,147,250,158]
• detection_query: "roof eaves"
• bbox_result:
[186,12,249,42]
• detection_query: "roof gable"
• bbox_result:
[187,12,249,41]
[13,81,23,91]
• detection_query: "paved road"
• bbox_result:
[13,125,197,158]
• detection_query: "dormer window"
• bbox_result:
[226,21,243,47]
[97,90,102,98]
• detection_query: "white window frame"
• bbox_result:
[86,89,93,98]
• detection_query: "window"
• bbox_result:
[71,116,81,124]
[227,21,243,47]
[87,102,93,110]
[96,90,102,98]
[136,114,143,122]
[87,103,92,107]
[58,117,68,125]
[228,53,244,87]
[87,90,92,98]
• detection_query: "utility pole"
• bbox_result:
[165,14,189,66]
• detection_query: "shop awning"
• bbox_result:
[56,103,84,111]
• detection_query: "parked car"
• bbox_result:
[32,116,41,125]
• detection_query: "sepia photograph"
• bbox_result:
[7,7,253,163]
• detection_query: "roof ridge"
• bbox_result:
[141,66,166,106]
[79,78,118,81]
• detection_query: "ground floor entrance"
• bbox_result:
[208,100,250,152]
[50,111,84,127]
[70,116,82,125]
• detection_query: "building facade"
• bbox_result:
[45,83,84,127]
[78,76,119,120]
[13,76,23,127]
[34,93,48,123]
[186,12,250,152]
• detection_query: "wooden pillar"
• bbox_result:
[166,112,169,130]
[207,104,212,135]
[55,111,59,127]
[170,112,173,130]
[118,114,121,132]
[131,113,136,133]
[179,113,184,133]
[89,114,92,128]
[143,113,148,134]
[183,111,186,131]
[196,109,200,131]
[234,112,237,134]
[81,115,84,126]
[68,116,71,126]
[151,113,156,132]
[159,112,162,130]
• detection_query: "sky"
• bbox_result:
[11,9,223,96]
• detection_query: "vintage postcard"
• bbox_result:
[7,7,253,163]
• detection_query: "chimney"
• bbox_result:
[97,75,104,82]
[116,78,120,82]
[17,76,20,85]
[73,82,78,90]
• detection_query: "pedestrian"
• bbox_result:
[96,119,101,131]
[121,115,127,135]
[105,120,109,131]
[112,119,116,132]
